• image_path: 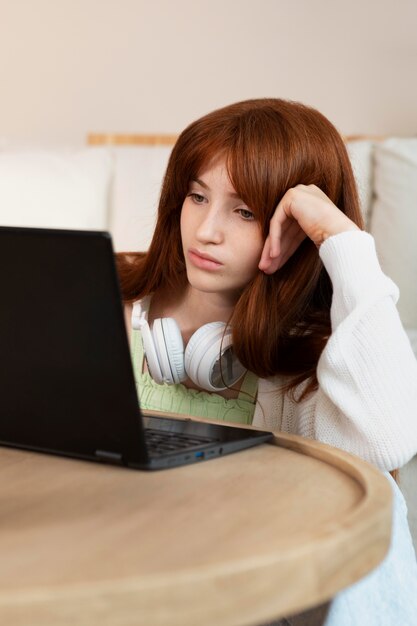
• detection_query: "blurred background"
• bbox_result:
[1,0,416,145]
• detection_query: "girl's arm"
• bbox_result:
[257,186,417,471]
[293,230,417,471]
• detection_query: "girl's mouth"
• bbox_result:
[188,249,223,271]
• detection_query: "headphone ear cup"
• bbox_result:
[159,318,186,383]
[152,318,186,384]
[185,322,245,391]
[139,318,165,384]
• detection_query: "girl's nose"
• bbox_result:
[195,208,224,244]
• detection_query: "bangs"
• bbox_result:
[225,130,291,237]
[179,134,289,236]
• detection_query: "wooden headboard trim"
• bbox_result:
[87,133,179,146]
[87,133,386,147]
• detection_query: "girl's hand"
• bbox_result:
[258,184,360,274]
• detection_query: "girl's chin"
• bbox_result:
[186,277,243,302]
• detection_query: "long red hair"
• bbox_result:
[117,98,364,399]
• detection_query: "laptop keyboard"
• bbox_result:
[145,428,218,457]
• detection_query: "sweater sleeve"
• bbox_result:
[291,230,417,471]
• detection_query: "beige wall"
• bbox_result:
[1,0,416,146]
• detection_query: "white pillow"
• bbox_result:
[0,147,113,231]
[107,146,172,252]
[370,138,417,329]
[346,139,374,228]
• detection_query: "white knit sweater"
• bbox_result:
[252,230,417,472]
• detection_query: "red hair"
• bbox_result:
[117,98,364,399]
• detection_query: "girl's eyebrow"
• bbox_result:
[191,178,241,199]
[192,177,209,189]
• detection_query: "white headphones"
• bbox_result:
[131,297,246,392]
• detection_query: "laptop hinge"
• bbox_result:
[95,449,123,465]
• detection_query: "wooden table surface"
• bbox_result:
[0,427,392,626]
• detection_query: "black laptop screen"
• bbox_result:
[0,227,145,463]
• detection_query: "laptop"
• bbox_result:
[0,226,272,470]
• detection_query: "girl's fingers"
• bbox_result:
[259,217,293,270]
[269,206,289,257]
[261,222,306,274]
[259,211,298,272]
[258,222,306,274]
[258,235,272,270]
[275,227,307,270]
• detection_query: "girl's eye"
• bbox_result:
[238,208,255,221]
[189,193,206,204]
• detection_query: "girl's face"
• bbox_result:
[180,158,263,304]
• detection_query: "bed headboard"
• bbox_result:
[87,133,386,146]
[87,134,178,146]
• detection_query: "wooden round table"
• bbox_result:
[0,428,392,626]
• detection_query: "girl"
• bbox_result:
[118,99,417,624]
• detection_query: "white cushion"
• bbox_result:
[370,138,417,329]
[0,148,113,231]
[346,139,374,227]
[106,146,172,252]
